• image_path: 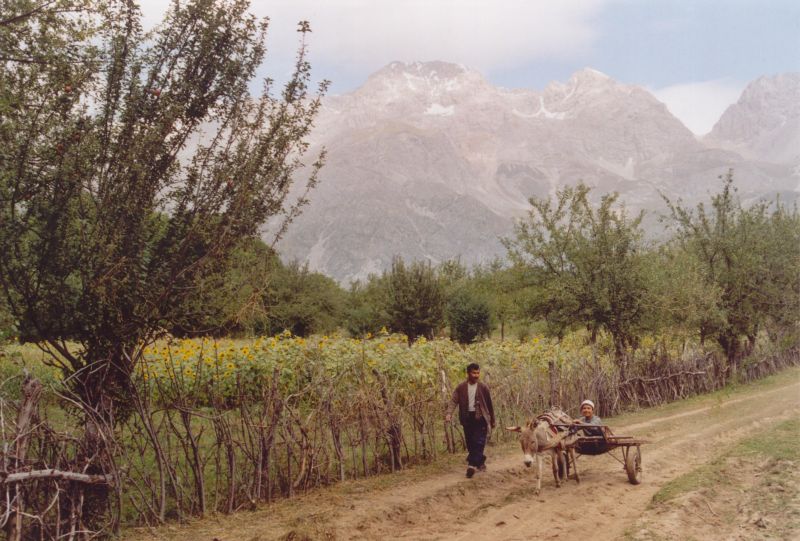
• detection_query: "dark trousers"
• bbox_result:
[462,414,488,468]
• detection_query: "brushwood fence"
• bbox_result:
[1,335,798,538]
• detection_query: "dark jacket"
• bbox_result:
[451,381,495,428]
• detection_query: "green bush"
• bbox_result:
[447,289,491,344]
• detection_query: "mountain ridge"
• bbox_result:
[272,62,799,283]
[705,72,800,164]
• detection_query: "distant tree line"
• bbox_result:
[218,175,800,376]
[11,173,795,373]
[4,174,797,371]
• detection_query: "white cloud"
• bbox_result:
[138,0,607,83]
[652,80,746,136]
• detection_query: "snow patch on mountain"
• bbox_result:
[597,156,636,180]
[424,103,455,116]
[535,96,566,119]
[405,200,438,220]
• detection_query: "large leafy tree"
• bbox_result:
[169,238,346,337]
[437,259,491,344]
[665,173,800,370]
[470,259,520,340]
[446,288,490,344]
[384,258,445,344]
[343,275,390,338]
[504,183,649,375]
[261,260,345,337]
[640,244,723,343]
[0,0,327,412]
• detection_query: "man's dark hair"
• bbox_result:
[466,362,480,373]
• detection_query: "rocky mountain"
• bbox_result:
[705,73,800,165]
[272,62,799,283]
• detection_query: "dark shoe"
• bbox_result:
[466,466,476,478]
[478,464,487,472]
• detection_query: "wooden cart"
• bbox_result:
[554,423,648,484]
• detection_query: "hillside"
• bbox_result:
[272,64,799,282]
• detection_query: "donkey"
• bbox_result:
[506,416,579,494]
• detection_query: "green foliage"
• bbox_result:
[383,258,445,343]
[344,277,390,337]
[436,258,468,290]
[0,0,326,409]
[168,237,270,336]
[171,238,345,338]
[0,343,65,401]
[0,299,17,344]
[469,259,521,341]
[665,172,800,364]
[504,183,650,367]
[641,244,724,341]
[262,260,345,337]
[446,288,491,344]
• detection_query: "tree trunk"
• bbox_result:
[592,341,601,404]
[5,376,42,541]
[80,402,114,535]
[548,359,558,407]
[613,334,628,382]
[718,332,740,381]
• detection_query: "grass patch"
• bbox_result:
[735,417,800,461]
[651,417,800,505]
[650,463,725,505]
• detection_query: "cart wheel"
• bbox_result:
[626,446,642,485]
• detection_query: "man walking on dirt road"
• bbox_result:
[445,363,496,478]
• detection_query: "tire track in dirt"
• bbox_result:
[325,380,800,540]
[621,382,798,432]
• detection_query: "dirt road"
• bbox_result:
[128,369,800,541]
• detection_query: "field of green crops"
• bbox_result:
[132,329,648,407]
[0,328,725,409]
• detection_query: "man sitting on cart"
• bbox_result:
[569,399,610,455]
[573,399,603,436]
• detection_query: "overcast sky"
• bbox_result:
[139,0,800,135]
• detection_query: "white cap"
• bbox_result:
[580,399,595,410]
